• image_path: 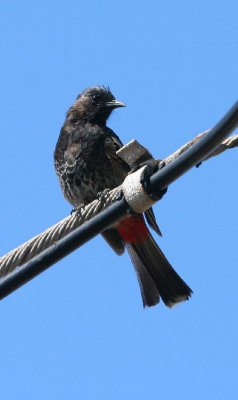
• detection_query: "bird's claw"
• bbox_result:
[97,189,111,204]
[73,203,85,218]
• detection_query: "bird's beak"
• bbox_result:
[105,99,126,109]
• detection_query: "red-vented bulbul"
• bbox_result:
[54,86,192,307]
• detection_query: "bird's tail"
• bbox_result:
[126,234,192,308]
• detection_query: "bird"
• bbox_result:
[54,85,192,308]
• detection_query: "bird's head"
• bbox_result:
[67,86,126,124]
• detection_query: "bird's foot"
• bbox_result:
[97,188,111,204]
[72,203,86,218]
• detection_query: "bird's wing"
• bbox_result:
[104,131,130,180]
[145,208,162,236]
[101,228,125,255]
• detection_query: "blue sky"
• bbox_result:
[0,1,237,399]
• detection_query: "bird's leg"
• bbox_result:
[96,188,111,204]
[72,203,86,218]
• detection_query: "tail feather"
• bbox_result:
[126,234,192,308]
[126,244,160,307]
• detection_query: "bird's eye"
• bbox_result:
[92,95,97,102]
